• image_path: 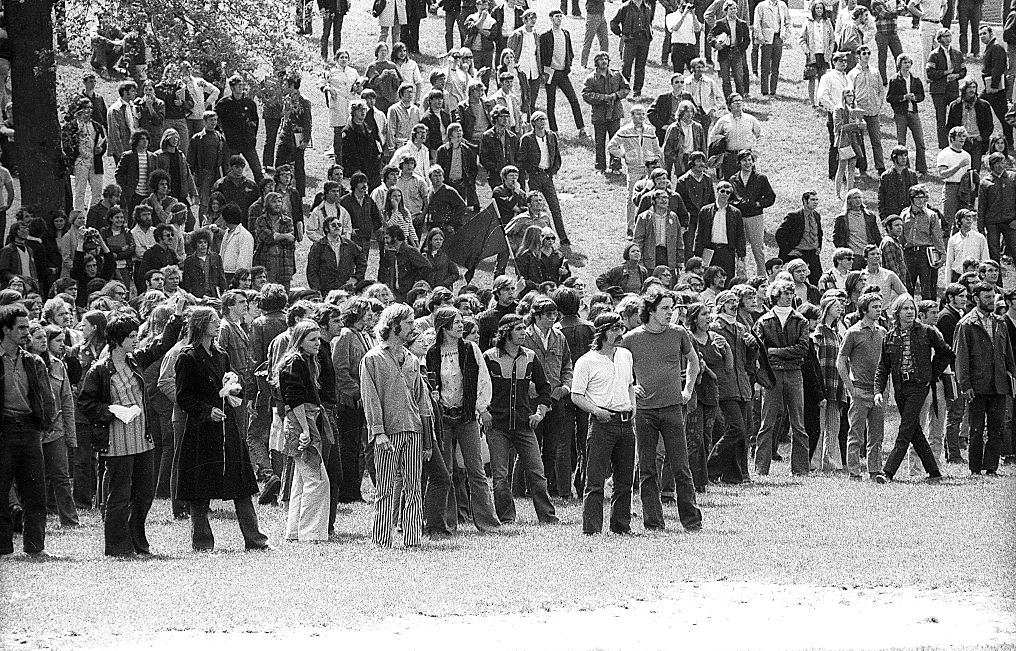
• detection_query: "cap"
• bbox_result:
[492,275,514,292]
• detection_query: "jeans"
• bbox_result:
[582,417,635,534]
[686,404,716,490]
[957,0,981,55]
[742,214,767,277]
[621,38,650,95]
[321,408,343,533]
[968,393,1006,473]
[858,114,886,172]
[875,33,903,84]
[634,405,702,530]
[719,52,748,99]
[442,419,500,531]
[320,10,344,57]
[286,450,330,542]
[189,497,267,550]
[812,400,843,471]
[519,74,542,121]
[932,92,958,149]
[262,118,281,167]
[72,161,103,211]
[248,401,275,481]
[846,388,885,476]
[151,404,174,499]
[593,119,621,171]
[528,170,568,241]
[545,70,585,132]
[488,428,557,523]
[102,449,156,556]
[755,369,810,475]
[984,88,1014,147]
[372,430,423,547]
[560,0,580,13]
[0,421,46,554]
[444,9,462,51]
[759,34,784,95]
[945,392,968,461]
[883,382,941,479]
[942,182,960,233]
[42,439,78,527]
[986,221,1016,262]
[421,435,452,535]
[708,399,748,483]
[581,14,609,68]
[903,247,938,300]
[73,423,97,508]
[894,112,927,173]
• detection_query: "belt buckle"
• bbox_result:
[619,411,632,422]
[901,371,912,382]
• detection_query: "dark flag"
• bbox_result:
[443,202,509,278]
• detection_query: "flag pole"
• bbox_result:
[490,199,520,272]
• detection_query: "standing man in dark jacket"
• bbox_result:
[936,282,968,464]
[729,150,776,277]
[379,225,432,299]
[946,80,993,165]
[187,111,226,222]
[610,0,654,98]
[319,0,349,58]
[878,146,920,221]
[275,76,313,200]
[753,278,811,476]
[437,123,481,209]
[212,156,259,222]
[926,28,967,150]
[0,304,57,558]
[954,282,1016,475]
[979,26,1012,148]
[978,152,1016,261]
[215,76,263,182]
[478,107,520,190]
[340,172,382,268]
[342,101,383,189]
[694,180,746,279]
[306,215,367,293]
[775,191,824,286]
[518,112,568,244]
[676,152,715,255]
[581,51,629,173]
[540,10,587,137]
[874,293,952,483]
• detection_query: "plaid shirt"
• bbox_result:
[879,235,908,283]
[813,323,845,403]
[871,0,899,35]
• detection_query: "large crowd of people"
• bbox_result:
[1,0,1015,557]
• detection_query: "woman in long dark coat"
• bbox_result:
[175,306,268,552]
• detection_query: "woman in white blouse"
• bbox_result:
[323,50,360,164]
[391,42,423,101]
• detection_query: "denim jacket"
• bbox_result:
[874,321,953,393]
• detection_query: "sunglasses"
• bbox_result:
[717,189,732,194]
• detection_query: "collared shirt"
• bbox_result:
[519,30,540,79]
[16,245,30,276]
[1,347,31,417]
[654,211,668,246]
[838,319,887,390]
[536,133,551,169]
[946,229,989,274]
[817,70,853,111]
[901,206,945,254]
[847,64,884,116]
[571,347,634,411]
[974,308,995,340]
[76,120,95,162]
[105,364,151,457]
[450,145,463,180]
[130,224,156,259]
[711,205,728,244]
[962,102,980,139]
[710,113,761,151]
[798,210,820,251]
[360,340,433,441]
[683,75,722,117]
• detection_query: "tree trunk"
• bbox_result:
[8,0,66,217]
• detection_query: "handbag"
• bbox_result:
[372,0,387,17]
[838,145,856,160]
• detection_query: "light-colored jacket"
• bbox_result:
[607,122,664,170]
[799,17,834,59]
[219,224,255,273]
[106,99,135,160]
[42,357,76,447]
[752,0,792,44]
[324,65,360,128]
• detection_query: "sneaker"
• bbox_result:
[873,473,889,484]
[849,474,863,481]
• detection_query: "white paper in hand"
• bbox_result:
[109,404,143,424]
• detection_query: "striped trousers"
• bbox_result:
[372,430,423,547]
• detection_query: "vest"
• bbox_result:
[426,338,479,423]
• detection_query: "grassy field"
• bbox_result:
[3,2,1015,648]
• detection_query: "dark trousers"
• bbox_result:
[945,392,967,461]
[719,51,748,98]
[708,399,748,484]
[42,439,78,527]
[545,70,585,132]
[827,112,837,180]
[262,118,281,167]
[759,34,783,95]
[0,421,46,555]
[635,405,702,530]
[102,449,156,556]
[151,405,174,499]
[904,247,938,300]
[968,393,1006,473]
[582,416,635,534]
[537,399,574,497]
[560,0,581,14]
[621,38,650,95]
[671,43,697,74]
[321,408,343,533]
[488,427,557,523]
[986,221,1016,262]
[685,403,716,491]
[444,10,463,51]
[528,170,568,241]
[785,248,822,286]
[336,405,366,501]
[189,496,267,550]
[875,32,903,84]
[519,74,542,120]
[884,382,941,479]
[73,423,97,508]
[169,405,189,517]
[932,92,959,149]
[321,10,344,56]
[984,89,1014,147]
[593,119,621,171]
[226,144,265,183]
[421,436,452,535]
[957,0,981,55]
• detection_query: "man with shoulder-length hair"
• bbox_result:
[873,292,953,483]
[360,303,434,547]
[0,303,57,558]
[620,288,702,532]
[954,281,1016,476]
[571,312,636,535]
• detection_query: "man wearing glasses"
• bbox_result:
[899,183,945,299]
[848,45,887,175]
[817,52,853,181]
[693,179,746,280]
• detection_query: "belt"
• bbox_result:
[904,245,929,251]
[921,18,941,23]
[899,370,921,382]
[604,408,633,422]
[441,406,464,419]
[944,181,961,185]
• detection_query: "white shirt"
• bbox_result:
[219,224,255,274]
[711,205,728,244]
[937,146,971,183]
[518,29,540,79]
[393,142,430,176]
[536,132,551,169]
[945,229,989,275]
[130,224,156,259]
[182,75,219,120]
[572,347,635,411]
[816,70,853,111]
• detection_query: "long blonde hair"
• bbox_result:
[274,320,321,388]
